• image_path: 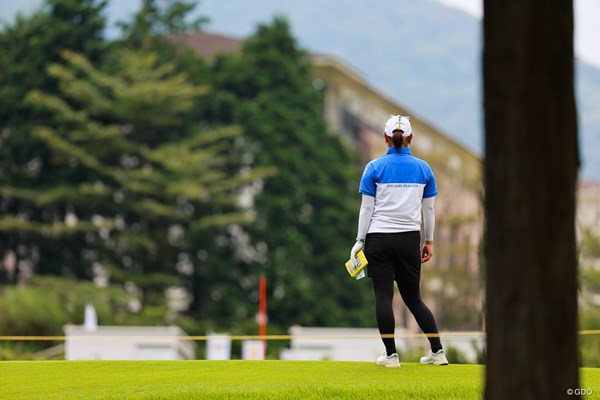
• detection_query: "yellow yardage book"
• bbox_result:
[345,250,368,278]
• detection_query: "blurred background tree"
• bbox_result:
[0,0,108,284]
[0,0,269,358]
[200,17,373,330]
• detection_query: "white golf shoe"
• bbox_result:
[376,352,400,368]
[420,349,449,365]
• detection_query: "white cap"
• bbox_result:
[384,115,412,137]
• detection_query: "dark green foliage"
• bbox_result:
[115,0,211,90]
[0,0,108,284]
[118,0,207,46]
[9,48,264,304]
[201,17,373,328]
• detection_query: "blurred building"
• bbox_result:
[64,324,196,360]
[577,180,600,300]
[577,180,600,239]
[170,31,485,332]
[280,326,403,361]
[280,326,484,363]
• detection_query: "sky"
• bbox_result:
[437,0,600,68]
[1,0,599,69]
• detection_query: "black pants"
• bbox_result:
[366,232,442,355]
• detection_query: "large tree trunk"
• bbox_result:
[483,0,579,399]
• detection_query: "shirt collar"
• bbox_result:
[386,147,411,155]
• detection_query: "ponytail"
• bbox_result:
[392,131,404,150]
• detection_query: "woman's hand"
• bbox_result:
[421,241,434,263]
[350,241,364,265]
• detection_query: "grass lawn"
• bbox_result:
[1,360,599,400]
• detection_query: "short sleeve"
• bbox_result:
[423,166,437,198]
[359,161,376,197]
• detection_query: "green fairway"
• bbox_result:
[1,360,599,400]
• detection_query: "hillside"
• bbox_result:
[199,0,600,180]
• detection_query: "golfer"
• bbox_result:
[350,115,447,368]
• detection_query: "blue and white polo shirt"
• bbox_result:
[359,147,437,233]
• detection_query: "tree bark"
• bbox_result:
[483,0,579,399]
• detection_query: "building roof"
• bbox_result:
[168,31,243,60]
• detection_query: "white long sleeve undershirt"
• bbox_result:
[422,196,435,241]
[356,195,375,239]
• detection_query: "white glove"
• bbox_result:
[350,240,364,266]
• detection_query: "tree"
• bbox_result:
[115,0,210,91]
[117,0,207,46]
[0,0,108,283]
[202,17,373,329]
[483,0,579,398]
[1,48,266,324]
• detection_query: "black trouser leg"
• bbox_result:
[371,275,397,356]
[396,279,442,353]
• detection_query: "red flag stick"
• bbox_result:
[259,274,267,359]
